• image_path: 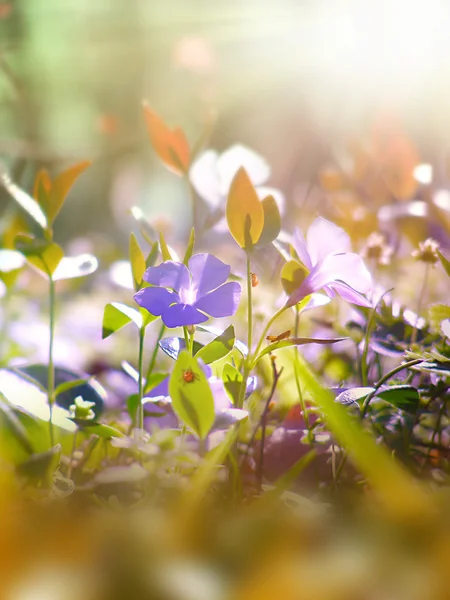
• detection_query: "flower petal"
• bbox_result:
[143,261,190,294]
[321,253,372,293]
[161,303,208,328]
[286,253,371,307]
[134,286,178,316]
[292,227,313,269]
[189,150,222,209]
[306,217,351,265]
[194,281,241,318]
[189,253,230,298]
[328,281,372,307]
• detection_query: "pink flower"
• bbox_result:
[287,218,372,308]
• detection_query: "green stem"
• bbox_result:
[234,256,254,410]
[48,277,55,447]
[293,306,311,434]
[251,305,288,369]
[411,264,429,345]
[246,254,253,357]
[67,428,78,480]
[360,358,423,418]
[145,323,165,390]
[186,178,198,231]
[137,326,145,431]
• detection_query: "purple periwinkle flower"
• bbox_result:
[287,217,372,308]
[134,253,241,328]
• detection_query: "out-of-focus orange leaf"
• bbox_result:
[0,4,12,19]
[318,166,347,192]
[143,103,191,175]
[370,113,420,200]
[34,162,91,226]
[226,167,264,251]
[33,169,51,204]
[97,113,119,136]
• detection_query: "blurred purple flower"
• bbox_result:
[287,217,372,308]
[144,364,251,432]
[134,253,241,328]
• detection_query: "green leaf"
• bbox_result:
[428,303,450,332]
[280,259,308,296]
[17,444,61,483]
[159,230,172,261]
[52,254,98,281]
[102,302,142,339]
[226,167,264,251]
[0,393,34,456]
[335,387,374,406]
[183,227,195,265]
[293,353,431,519]
[75,422,124,439]
[54,379,87,398]
[15,235,64,278]
[255,195,281,247]
[254,337,346,363]
[196,325,235,364]
[169,351,215,439]
[0,169,48,229]
[126,394,140,423]
[222,362,243,405]
[129,233,146,290]
[146,241,159,268]
[144,372,169,395]
[376,385,420,415]
[437,249,450,278]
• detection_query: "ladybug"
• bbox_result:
[181,368,199,384]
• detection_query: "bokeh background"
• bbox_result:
[2,0,450,245]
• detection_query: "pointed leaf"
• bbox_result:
[222,362,243,405]
[102,302,142,339]
[169,351,215,439]
[437,249,450,278]
[159,230,172,261]
[52,254,98,281]
[196,325,235,364]
[44,162,90,224]
[54,379,87,398]
[146,241,159,268]
[255,195,281,247]
[183,227,195,265]
[376,385,420,415]
[143,104,190,175]
[255,337,346,363]
[129,233,146,289]
[226,167,264,250]
[75,422,124,439]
